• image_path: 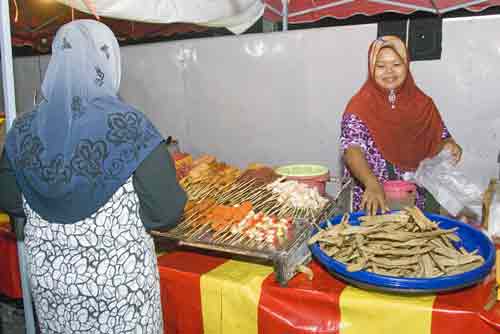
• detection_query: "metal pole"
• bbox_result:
[0,1,36,333]
[1,0,16,130]
[281,0,288,31]
[288,0,353,18]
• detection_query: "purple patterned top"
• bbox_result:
[340,113,450,211]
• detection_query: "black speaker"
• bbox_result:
[408,17,442,61]
[377,20,407,42]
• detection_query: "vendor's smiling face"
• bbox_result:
[373,47,407,90]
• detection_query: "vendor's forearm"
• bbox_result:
[343,146,379,188]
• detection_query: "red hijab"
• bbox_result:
[345,35,445,171]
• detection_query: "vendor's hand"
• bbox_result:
[361,180,389,216]
[441,138,463,165]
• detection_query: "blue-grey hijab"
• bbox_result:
[5,20,163,224]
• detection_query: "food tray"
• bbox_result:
[156,218,311,258]
[152,219,313,286]
[310,212,495,294]
[152,178,353,286]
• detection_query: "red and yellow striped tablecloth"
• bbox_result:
[157,251,500,334]
[0,220,22,299]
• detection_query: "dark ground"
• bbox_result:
[0,295,25,334]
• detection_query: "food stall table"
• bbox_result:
[2,233,499,332]
[157,250,500,334]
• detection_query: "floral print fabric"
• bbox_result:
[24,178,163,334]
[4,20,163,224]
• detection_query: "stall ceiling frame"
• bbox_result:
[264,0,500,26]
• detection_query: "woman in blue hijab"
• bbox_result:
[0,20,186,333]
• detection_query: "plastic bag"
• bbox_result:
[487,190,500,238]
[404,149,483,218]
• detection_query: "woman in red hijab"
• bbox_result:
[340,35,462,215]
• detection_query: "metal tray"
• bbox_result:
[152,178,353,286]
[151,219,313,286]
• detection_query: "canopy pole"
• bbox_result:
[1,0,16,129]
[288,0,354,18]
[281,0,288,31]
[0,2,36,334]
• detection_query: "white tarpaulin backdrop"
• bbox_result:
[11,17,500,194]
[56,0,265,34]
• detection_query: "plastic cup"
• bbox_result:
[383,180,417,210]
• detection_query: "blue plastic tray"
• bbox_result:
[310,212,495,294]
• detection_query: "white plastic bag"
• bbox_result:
[488,190,500,238]
[407,150,483,218]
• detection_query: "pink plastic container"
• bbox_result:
[285,173,330,196]
[383,180,417,210]
[275,164,330,196]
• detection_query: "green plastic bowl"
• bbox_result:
[275,164,329,178]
